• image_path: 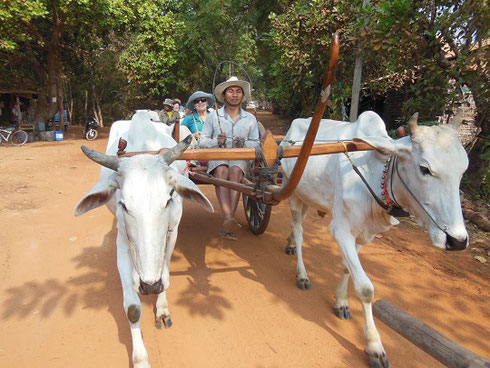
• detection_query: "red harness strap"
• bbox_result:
[181,147,195,176]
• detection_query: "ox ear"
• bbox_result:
[353,136,412,157]
[167,171,214,213]
[74,173,119,216]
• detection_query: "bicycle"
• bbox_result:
[0,126,28,146]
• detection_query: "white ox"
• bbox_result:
[74,111,213,368]
[280,111,468,368]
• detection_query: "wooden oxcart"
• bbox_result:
[118,34,374,234]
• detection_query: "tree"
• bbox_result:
[0,0,113,128]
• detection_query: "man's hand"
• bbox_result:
[193,131,201,139]
[218,133,226,147]
[233,137,245,148]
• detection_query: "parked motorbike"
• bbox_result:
[84,118,99,140]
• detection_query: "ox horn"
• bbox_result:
[407,112,419,135]
[162,134,193,164]
[81,145,120,171]
[449,109,464,129]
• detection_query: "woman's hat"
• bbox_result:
[163,98,174,107]
[186,91,215,111]
[214,76,251,104]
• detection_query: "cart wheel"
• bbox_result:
[242,193,272,235]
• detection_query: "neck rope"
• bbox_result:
[340,142,408,217]
[382,156,409,216]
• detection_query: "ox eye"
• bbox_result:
[419,165,431,176]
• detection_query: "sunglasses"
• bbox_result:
[193,98,208,104]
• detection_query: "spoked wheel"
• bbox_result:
[242,193,272,235]
[85,129,98,141]
[11,130,28,146]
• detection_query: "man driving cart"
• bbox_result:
[199,76,260,240]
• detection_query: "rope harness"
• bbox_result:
[340,141,409,217]
[251,145,283,200]
[341,143,450,233]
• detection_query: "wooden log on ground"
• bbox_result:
[462,208,490,232]
[373,299,490,368]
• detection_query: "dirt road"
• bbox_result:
[0,115,488,368]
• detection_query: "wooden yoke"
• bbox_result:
[272,32,340,202]
[260,130,279,167]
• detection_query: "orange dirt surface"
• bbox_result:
[0,116,488,368]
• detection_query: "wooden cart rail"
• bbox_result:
[117,140,373,161]
[118,139,374,205]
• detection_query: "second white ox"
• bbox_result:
[74,111,213,368]
[280,111,468,368]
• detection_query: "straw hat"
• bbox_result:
[185,91,215,111]
[162,98,174,107]
[214,76,251,104]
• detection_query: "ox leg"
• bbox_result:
[333,267,351,320]
[285,195,309,255]
[333,244,361,320]
[117,234,150,368]
[289,196,310,290]
[155,228,178,329]
[333,228,388,368]
[285,233,296,255]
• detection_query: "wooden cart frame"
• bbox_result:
[118,34,375,234]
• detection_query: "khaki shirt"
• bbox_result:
[199,107,260,174]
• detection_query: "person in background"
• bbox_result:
[160,98,180,125]
[199,76,260,240]
[172,98,185,122]
[181,91,214,139]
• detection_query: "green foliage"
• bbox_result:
[266,0,489,124]
[117,1,181,97]
[266,0,353,116]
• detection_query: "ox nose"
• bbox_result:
[139,279,164,295]
[445,233,468,251]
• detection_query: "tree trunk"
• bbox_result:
[84,89,88,122]
[92,84,104,127]
[46,45,59,127]
[350,47,363,122]
[349,0,370,123]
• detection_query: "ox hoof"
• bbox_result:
[365,350,389,368]
[155,315,173,329]
[127,304,141,324]
[286,246,296,255]
[297,278,311,290]
[133,361,151,368]
[333,305,352,320]
[164,315,173,329]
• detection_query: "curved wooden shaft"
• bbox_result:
[272,32,339,202]
[173,121,180,143]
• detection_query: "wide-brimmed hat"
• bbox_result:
[186,91,215,111]
[214,76,251,104]
[163,98,174,107]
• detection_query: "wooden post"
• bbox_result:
[349,0,370,122]
[373,299,490,368]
